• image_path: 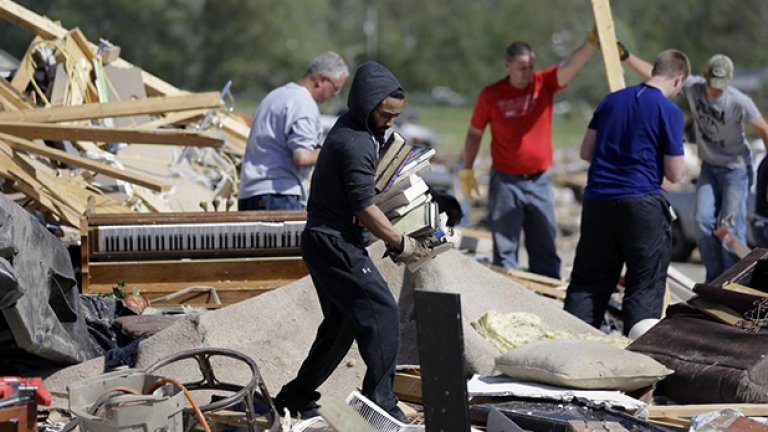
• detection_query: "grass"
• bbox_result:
[411,103,591,164]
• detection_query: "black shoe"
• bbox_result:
[387,405,409,424]
[297,401,321,419]
[274,396,321,419]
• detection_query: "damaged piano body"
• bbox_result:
[80,210,309,307]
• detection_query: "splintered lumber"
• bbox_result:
[9,35,41,92]
[0,122,225,147]
[591,0,626,91]
[0,132,171,192]
[0,92,222,123]
[62,29,98,103]
[0,149,80,224]
[0,147,128,224]
[0,0,180,97]
[0,1,249,151]
[0,78,30,110]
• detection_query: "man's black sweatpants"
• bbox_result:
[275,229,400,415]
[564,194,672,335]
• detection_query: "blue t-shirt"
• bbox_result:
[584,84,685,200]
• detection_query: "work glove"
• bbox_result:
[616,41,630,61]
[459,168,480,201]
[387,235,432,265]
[586,24,630,62]
[586,24,600,47]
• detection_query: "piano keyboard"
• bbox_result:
[96,220,306,253]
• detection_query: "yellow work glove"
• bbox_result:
[587,24,630,62]
[616,41,630,61]
[586,24,600,46]
[459,168,480,201]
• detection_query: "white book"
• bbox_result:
[391,201,433,236]
[374,174,421,204]
[397,147,436,176]
[375,177,429,212]
[385,193,431,218]
[389,160,431,189]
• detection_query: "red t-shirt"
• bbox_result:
[470,66,564,175]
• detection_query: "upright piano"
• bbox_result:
[80,210,308,307]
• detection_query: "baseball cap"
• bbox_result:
[705,54,733,90]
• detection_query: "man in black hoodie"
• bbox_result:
[273,61,428,422]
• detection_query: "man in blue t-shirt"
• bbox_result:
[564,50,690,335]
[623,52,768,281]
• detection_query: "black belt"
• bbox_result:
[516,171,545,180]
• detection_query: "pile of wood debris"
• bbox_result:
[0,0,250,232]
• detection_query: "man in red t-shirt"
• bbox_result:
[460,32,597,278]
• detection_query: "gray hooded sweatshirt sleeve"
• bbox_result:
[305,61,403,247]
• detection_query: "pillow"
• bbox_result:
[495,339,673,391]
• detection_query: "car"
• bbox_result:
[667,186,757,262]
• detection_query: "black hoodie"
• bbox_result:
[306,61,403,247]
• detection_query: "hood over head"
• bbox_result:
[346,61,403,133]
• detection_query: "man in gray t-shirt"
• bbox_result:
[238,52,348,211]
[682,55,768,281]
[625,52,768,281]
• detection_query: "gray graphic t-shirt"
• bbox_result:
[239,82,322,204]
[683,75,762,168]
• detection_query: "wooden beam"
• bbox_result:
[0,122,224,147]
[393,372,422,403]
[591,0,626,91]
[0,132,171,192]
[648,404,768,419]
[135,109,208,130]
[67,27,96,62]
[0,92,221,123]
[0,0,64,40]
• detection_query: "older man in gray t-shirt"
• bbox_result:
[238,52,348,210]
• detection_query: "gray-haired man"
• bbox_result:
[239,52,349,210]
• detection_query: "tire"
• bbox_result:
[670,220,694,262]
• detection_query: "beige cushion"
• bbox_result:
[495,339,673,391]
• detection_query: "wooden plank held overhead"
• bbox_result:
[591,0,626,91]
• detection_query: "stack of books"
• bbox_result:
[374,132,451,270]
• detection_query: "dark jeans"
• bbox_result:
[239,194,302,211]
[275,230,401,416]
[487,168,561,279]
[564,195,672,335]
